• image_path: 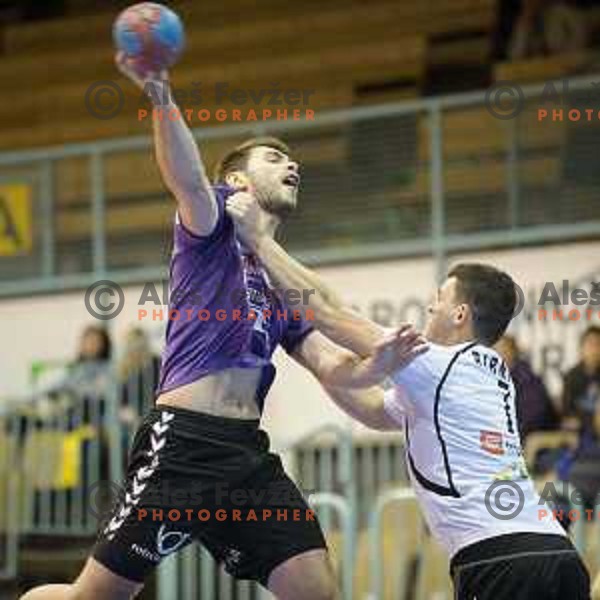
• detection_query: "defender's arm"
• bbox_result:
[290,330,401,430]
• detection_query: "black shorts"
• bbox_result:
[450,532,591,600]
[93,406,327,586]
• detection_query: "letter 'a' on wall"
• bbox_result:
[0,183,32,256]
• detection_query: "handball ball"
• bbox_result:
[113,3,185,72]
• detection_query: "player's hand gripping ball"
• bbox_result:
[113,3,185,73]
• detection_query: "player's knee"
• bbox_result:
[310,581,338,600]
[268,553,339,600]
[304,569,339,600]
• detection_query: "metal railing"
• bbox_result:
[1,75,600,296]
[310,492,355,600]
[368,487,427,600]
[20,403,101,537]
[0,413,19,580]
[0,361,158,585]
[285,424,358,531]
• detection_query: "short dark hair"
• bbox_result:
[214,137,290,183]
[78,325,112,362]
[580,326,600,346]
[448,263,516,346]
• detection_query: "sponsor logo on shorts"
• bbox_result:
[480,430,504,455]
[131,543,160,564]
[223,547,243,571]
[156,523,191,557]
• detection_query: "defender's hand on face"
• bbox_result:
[226,192,270,250]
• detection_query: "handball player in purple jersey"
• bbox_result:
[19,57,426,600]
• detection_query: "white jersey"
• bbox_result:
[384,341,565,558]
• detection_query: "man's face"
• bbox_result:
[424,277,468,344]
[581,333,600,369]
[244,146,300,216]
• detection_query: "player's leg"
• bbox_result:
[19,557,143,600]
[267,548,338,600]
[19,410,179,600]
[207,438,338,600]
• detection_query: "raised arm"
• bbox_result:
[117,54,218,236]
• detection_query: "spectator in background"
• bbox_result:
[561,326,600,507]
[563,326,600,430]
[118,327,160,420]
[77,324,112,362]
[495,334,574,505]
[495,334,559,443]
[67,325,113,395]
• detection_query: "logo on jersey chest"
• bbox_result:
[480,430,505,455]
[241,255,272,309]
[241,254,276,358]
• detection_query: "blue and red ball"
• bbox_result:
[113,3,185,72]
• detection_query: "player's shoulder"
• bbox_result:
[421,341,476,366]
[460,342,504,369]
[390,341,454,386]
[444,341,506,372]
[172,184,237,251]
[404,341,489,380]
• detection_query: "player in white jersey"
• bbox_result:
[225,194,591,599]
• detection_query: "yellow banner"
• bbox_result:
[0,183,32,256]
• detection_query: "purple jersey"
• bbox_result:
[157,185,313,410]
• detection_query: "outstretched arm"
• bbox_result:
[226,194,425,358]
[292,327,426,389]
[291,330,409,429]
[117,54,218,236]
